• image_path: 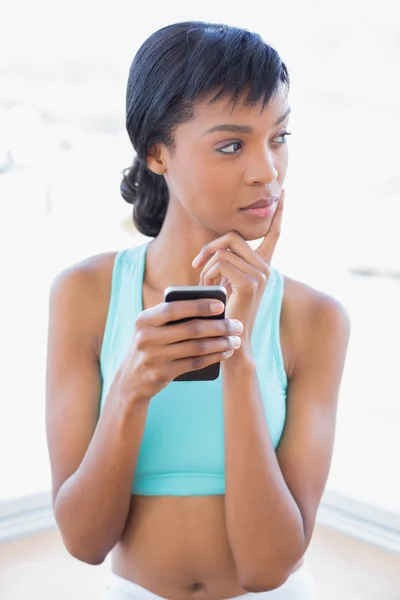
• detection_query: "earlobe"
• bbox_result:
[146,156,166,176]
[146,144,167,175]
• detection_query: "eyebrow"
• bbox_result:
[202,107,291,136]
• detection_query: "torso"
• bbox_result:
[92,248,312,599]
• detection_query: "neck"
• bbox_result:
[143,206,222,293]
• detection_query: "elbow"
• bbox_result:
[59,529,108,565]
[72,550,106,566]
[240,569,291,593]
[239,554,302,593]
[54,509,109,565]
[52,488,115,566]
[240,529,307,591]
[65,539,107,565]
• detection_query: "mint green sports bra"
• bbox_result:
[99,241,288,496]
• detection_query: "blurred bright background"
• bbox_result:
[0,0,399,548]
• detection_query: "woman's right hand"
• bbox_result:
[116,299,244,406]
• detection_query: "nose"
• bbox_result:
[244,148,278,185]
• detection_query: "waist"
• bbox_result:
[106,562,315,600]
[111,495,308,599]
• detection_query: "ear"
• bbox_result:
[146,143,167,175]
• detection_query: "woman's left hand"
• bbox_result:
[192,190,285,347]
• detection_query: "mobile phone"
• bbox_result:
[164,285,227,381]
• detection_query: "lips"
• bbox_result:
[241,196,279,210]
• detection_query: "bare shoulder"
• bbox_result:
[280,274,351,377]
[282,273,350,325]
[50,250,120,358]
[52,250,118,288]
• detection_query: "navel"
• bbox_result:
[189,581,205,593]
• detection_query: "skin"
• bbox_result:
[46,85,350,598]
[143,86,289,291]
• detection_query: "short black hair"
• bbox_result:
[120,21,290,237]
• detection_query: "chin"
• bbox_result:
[208,214,273,241]
[234,220,274,242]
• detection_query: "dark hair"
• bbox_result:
[120,21,290,237]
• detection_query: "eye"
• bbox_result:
[274,131,292,144]
[217,141,243,155]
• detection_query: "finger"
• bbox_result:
[136,317,243,348]
[171,348,236,379]
[193,231,266,273]
[200,248,249,285]
[256,189,285,264]
[136,298,225,328]
[220,276,231,293]
[160,333,241,361]
[200,249,269,287]
[203,259,260,290]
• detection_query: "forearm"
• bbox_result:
[54,375,149,564]
[222,348,305,588]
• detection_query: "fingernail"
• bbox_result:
[232,320,243,334]
[192,256,200,267]
[229,336,242,349]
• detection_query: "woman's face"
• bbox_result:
[153,85,290,241]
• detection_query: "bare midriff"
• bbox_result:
[111,494,304,599]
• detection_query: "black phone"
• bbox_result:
[163,285,227,381]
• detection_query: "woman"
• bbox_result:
[46,21,350,600]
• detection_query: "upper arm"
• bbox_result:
[45,256,113,505]
[276,291,351,546]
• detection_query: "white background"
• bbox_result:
[0,0,399,516]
